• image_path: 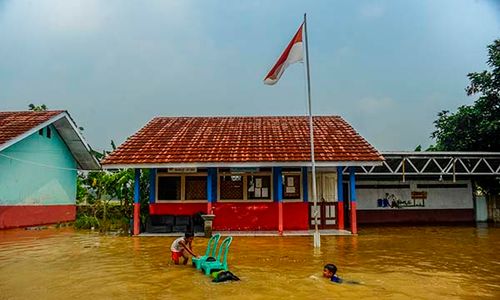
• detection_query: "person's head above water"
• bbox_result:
[323,264,337,278]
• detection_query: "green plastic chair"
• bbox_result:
[192,233,221,270]
[201,236,233,275]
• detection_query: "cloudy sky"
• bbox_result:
[0,0,499,152]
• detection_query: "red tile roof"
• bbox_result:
[0,110,64,147]
[102,116,383,166]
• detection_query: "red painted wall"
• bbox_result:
[357,209,475,224]
[212,202,278,231]
[149,202,309,231]
[282,202,309,230]
[149,203,206,215]
[0,205,76,229]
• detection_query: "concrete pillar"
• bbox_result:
[207,168,217,214]
[133,168,141,236]
[149,168,156,204]
[349,166,357,234]
[337,166,344,230]
[273,167,283,235]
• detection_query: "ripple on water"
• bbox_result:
[0,226,500,299]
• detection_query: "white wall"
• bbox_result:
[356,180,473,210]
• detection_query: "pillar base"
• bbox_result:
[278,202,283,235]
[338,202,344,230]
[350,202,357,234]
[133,203,140,236]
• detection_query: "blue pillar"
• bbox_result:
[134,169,141,204]
[349,166,357,234]
[337,166,344,230]
[133,168,141,235]
[273,167,283,202]
[302,167,308,202]
[207,167,217,202]
[349,167,356,202]
[207,168,217,213]
[149,168,156,204]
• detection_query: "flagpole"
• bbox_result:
[304,13,320,248]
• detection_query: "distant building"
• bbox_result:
[102,116,383,235]
[353,152,500,224]
[0,111,100,229]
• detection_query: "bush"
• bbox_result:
[74,215,100,229]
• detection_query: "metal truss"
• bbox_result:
[345,152,500,177]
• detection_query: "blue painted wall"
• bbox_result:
[0,125,77,205]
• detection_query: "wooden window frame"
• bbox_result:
[217,171,273,203]
[282,171,303,202]
[156,172,207,203]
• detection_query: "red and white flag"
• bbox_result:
[263,23,304,85]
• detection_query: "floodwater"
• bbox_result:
[0,226,499,300]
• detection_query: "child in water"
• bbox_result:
[323,263,361,284]
[323,264,343,283]
[170,232,198,265]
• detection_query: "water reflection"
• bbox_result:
[0,226,499,299]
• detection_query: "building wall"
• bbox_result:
[0,125,77,229]
[149,202,309,231]
[356,179,474,223]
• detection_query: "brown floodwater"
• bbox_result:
[0,225,499,299]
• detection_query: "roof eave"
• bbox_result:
[101,160,383,169]
[0,112,101,170]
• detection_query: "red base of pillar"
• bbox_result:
[350,202,357,234]
[133,203,140,236]
[338,202,344,230]
[207,202,212,214]
[278,202,283,235]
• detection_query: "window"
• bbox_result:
[220,175,244,200]
[46,127,51,138]
[157,176,181,200]
[247,175,271,200]
[283,174,301,200]
[38,128,44,136]
[218,169,273,201]
[185,176,207,200]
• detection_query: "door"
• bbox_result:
[309,173,337,229]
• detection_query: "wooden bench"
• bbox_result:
[411,191,427,207]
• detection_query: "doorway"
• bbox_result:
[309,173,338,229]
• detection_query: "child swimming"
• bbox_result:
[323,263,361,285]
[323,263,343,283]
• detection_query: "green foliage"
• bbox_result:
[74,215,100,229]
[75,168,151,233]
[431,39,500,152]
[430,39,500,195]
[28,103,48,111]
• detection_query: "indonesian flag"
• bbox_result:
[264,23,304,85]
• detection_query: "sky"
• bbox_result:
[0,0,499,152]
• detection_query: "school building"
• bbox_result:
[101,116,384,235]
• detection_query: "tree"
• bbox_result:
[430,39,500,196]
[28,104,48,111]
[431,40,500,152]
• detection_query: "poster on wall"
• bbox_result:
[376,191,427,208]
[262,188,269,198]
[256,178,262,188]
